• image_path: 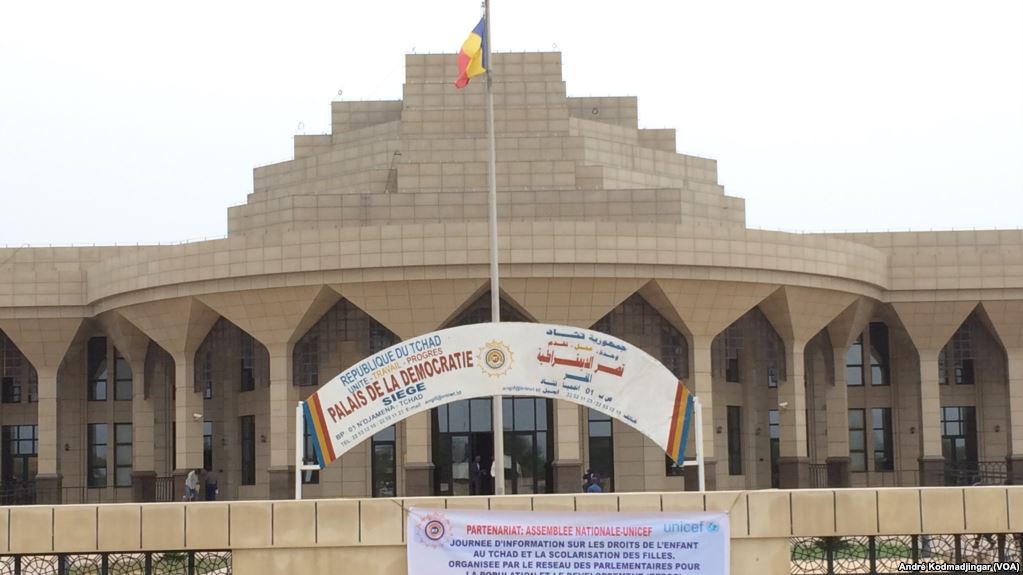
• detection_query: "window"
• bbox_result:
[942,321,975,385]
[768,410,780,488]
[302,424,319,484]
[240,333,255,392]
[724,325,741,383]
[727,406,742,475]
[240,415,255,485]
[2,425,38,482]
[87,337,108,401]
[871,408,893,471]
[588,409,616,487]
[845,337,863,386]
[296,336,319,387]
[371,426,396,497]
[114,423,132,486]
[88,423,108,487]
[868,323,890,386]
[201,350,213,400]
[955,360,975,385]
[114,351,133,401]
[848,409,866,471]
[298,335,317,384]
[203,421,213,472]
[1,376,19,403]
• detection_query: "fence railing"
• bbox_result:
[0,551,230,575]
[792,534,1022,574]
[809,464,828,488]
[0,478,177,506]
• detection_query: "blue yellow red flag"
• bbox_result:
[455,17,487,89]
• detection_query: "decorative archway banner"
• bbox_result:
[303,322,695,468]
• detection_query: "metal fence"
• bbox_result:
[792,534,1023,574]
[0,479,177,506]
[809,464,828,488]
[0,551,230,575]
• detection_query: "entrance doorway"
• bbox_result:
[432,398,553,496]
[941,406,977,485]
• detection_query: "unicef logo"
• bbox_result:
[478,341,514,378]
[706,521,720,533]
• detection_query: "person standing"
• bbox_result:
[183,469,199,502]
[205,469,220,501]
[489,457,497,495]
[585,472,602,493]
[469,456,482,495]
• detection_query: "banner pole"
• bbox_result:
[695,396,706,491]
[483,0,505,497]
[295,402,304,500]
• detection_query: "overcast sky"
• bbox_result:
[1,0,1020,245]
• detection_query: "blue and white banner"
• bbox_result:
[407,508,729,575]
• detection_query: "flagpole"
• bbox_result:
[483,0,506,497]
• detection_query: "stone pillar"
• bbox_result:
[685,336,717,491]
[130,358,156,501]
[35,367,62,504]
[267,342,295,500]
[826,347,851,488]
[1008,350,1023,485]
[172,352,203,500]
[553,399,582,493]
[404,411,434,496]
[0,317,82,505]
[917,348,945,486]
[778,340,809,488]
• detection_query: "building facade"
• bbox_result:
[1,52,1021,503]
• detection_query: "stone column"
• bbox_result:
[130,357,156,502]
[97,312,155,501]
[890,301,977,487]
[917,348,945,486]
[172,352,204,498]
[823,299,874,489]
[0,317,82,505]
[267,342,295,499]
[1006,349,1023,484]
[553,399,582,493]
[404,411,434,496]
[684,335,717,491]
[199,286,341,499]
[758,286,858,489]
[35,367,61,503]
[777,340,809,488]
[825,346,851,487]
[975,302,1023,486]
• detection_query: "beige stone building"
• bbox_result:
[1,52,1020,504]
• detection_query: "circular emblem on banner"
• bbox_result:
[415,512,452,547]
[706,521,720,533]
[478,340,514,378]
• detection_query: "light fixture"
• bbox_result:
[755,427,762,436]
[995,424,1001,433]
[715,426,723,434]
[260,434,266,443]
[909,426,916,434]
[64,443,70,452]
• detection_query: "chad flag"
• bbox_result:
[455,17,487,89]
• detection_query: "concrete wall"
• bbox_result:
[1,487,1020,575]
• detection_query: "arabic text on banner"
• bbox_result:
[406,508,729,575]
[304,323,696,468]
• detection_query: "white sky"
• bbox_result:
[1,0,1020,245]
